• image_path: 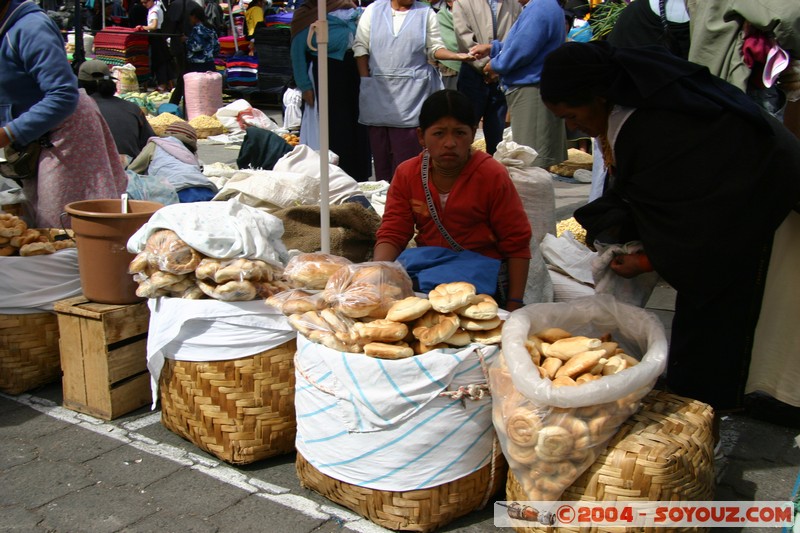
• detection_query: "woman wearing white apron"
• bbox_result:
[353,0,474,182]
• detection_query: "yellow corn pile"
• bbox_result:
[556,217,587,245]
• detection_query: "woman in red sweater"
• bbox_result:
[373,89,532,310]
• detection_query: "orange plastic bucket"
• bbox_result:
[65,199,163,304]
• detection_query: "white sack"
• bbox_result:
[540,232,595,285]
[272,144,362,205]
[593,241,660,308]
[548,268,595,302]
[295,334,499,491]
[494,140,555,244]
[213,169,320,213]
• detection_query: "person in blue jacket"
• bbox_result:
[469,0,567,169]
[0,0,78,155]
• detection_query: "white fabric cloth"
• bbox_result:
[592,241,660,308]
[272,144,362,204]
[146,297,295,407]
[540,232,595,285]
[548,268,595,302]
[295,334,498,490]
[282,87,303,131]
[746,211,800,407]
[127,199,289,267]
[0,249,82,313]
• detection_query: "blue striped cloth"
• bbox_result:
[294,334,499,490]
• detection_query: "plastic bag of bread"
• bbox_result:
[131,229,204,275]
[321,261,414,319]
[489,294,668,501]
[283,252,352,290]
[265,288,327,314]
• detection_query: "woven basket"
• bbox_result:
[159,339,297,464]
[296,443,508,532]
[506,390,715,533]
[0,312,61,395]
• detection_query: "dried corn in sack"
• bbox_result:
[556,217,587,245]
[489,295,668,501]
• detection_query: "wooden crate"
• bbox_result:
[54,296,151,420]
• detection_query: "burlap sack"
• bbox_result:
[273,203,381,263]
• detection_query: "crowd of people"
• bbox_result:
[2,0,799,423]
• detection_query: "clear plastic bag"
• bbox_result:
[490,295,668,501]
[322,261,414,319]
[126,170,180,206]
[283,252,352,289]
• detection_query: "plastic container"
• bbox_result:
[65,199,163,304]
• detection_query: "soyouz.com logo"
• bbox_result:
[494,501,795,528]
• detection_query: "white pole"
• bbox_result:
[229,1,239,52]
[102,0,106,29]
[315,1,330,254]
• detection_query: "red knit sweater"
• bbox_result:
[376,151,532,260]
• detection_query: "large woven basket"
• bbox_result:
[159,339,297,464]
[296,442,507,532]
[506,390,715,533]
[0,312,61,395]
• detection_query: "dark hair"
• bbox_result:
[189,5,206,23]
[419,90,477,132]
[78,78,117,98]
[540,41,616,107]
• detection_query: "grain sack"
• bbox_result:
[494,140,555,304]
[112,64,139,94]
[183,72,224,122]
[494,140,555,244]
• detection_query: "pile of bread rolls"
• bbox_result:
[491,328,643,500]
[270,269,505,359]
[0,214,76,256]
[129,229,291,300]
[525,327,639,386]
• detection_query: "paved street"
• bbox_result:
[2,111,799,532]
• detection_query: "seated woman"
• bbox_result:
[373,89,532,310]
[127,122,218,202]
[77,60,155,160]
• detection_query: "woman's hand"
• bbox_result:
[455,52,476,62]
[469,43,491,60]
[302,89,315,107]
[610,252,653,278]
